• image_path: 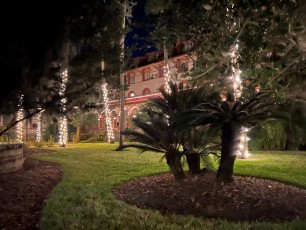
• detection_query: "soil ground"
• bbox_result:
[0,148,62,230]
[1,148,306,230]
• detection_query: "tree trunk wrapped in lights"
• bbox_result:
[15,93,24,143]
[163,46,171,94]
[58,68,68,147]
[35,106,43,142]
[227,42,250,160]
[101,79,114,143]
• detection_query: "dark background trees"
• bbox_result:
[0,0,124,135]
[144,0,306,95]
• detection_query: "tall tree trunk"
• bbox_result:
[118,3,126,150]
[76,122,81,142]
[166,150,186,180]
[217,123,240,182]
[285,130,294,150]
[186,152,201,174]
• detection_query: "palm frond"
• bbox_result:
[120,143,165,154]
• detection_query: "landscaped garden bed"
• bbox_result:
[1,143,305,229]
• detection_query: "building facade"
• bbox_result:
[98,46,195,133]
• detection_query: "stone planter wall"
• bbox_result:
[0,142,24,174]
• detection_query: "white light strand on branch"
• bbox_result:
[36,106,43,142]
[58,68,68,147]
[101,79,115,143]
[229,42,249,159]
[163,46,171,94]
[163,47,172,127]
[16,93,24,143]
[239,127,250,158]
[229,42,243,100]
[164,63,171,94]
[225,4,249,158]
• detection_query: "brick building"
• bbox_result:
[98,40,195,132]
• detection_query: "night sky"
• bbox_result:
[125,0,157,58]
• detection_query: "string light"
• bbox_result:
[58,68,68,147]
[164,63,171,94]
[36,106,43,142]
[228,41,250,159]
[101,79,115,143]
[228,42,243,101]
[163,47,172,126]
[163,47,171,94]
[15,93,24,143]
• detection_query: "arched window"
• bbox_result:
[124,108,129,128]
[143,67,152,80]
[176,59,181,72]
[176,59,187,73]
[129,73,135,84]
[128,91,135,97]
[142,88,151,95]
[130,107,140,119]
[183,40,194,51]
[158,66,164,77]
[111,110,119,129]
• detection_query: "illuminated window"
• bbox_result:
[129,74,135,84]
[111,111,118,128]
[144,69,151,80]
[128,91,135,97]
[183,40,194,51]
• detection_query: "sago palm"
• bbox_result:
[121,107,186,180]
[121,82,215,179]
[176,91,284,182]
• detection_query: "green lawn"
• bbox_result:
[32,143,306,230]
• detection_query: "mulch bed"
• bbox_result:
[0,148,62,230]
[113,171,306,222]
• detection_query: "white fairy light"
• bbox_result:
[162,46,172,126]
[101,79,115,143]
[238,128,249,159]
[15,93,24,143]
[58,68,68,147]
[36,106,43,142]
[164,63,171,94]
[163,47,171,94]
[228,42,243,101]
[228,41,249,159]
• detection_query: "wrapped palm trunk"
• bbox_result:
[217,123,240,182]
